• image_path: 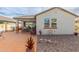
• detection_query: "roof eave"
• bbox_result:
[35,7,79,17]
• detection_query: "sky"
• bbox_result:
[0,7,78,18]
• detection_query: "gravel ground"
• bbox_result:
[37,35,79,52]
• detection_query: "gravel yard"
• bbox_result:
[37,35,79,52]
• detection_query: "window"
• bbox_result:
[51,18,57,29]
[44,18,49,29]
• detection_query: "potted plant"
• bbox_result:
[74,32,78,36]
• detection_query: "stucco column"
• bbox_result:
[24,21,26,27]
[16,20,19,32]
[4,22,8,32]
[21,21,24,30]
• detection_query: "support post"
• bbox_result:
[4,22,7,32]
[21,21,24,30]
[16,20,19,33]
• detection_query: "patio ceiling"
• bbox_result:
[13,15,36,22]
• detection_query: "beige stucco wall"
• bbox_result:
[0,23,16,31]
[36,8,76,35]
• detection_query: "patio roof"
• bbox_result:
[13,15,35,19]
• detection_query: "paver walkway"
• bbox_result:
[0,32,36,52]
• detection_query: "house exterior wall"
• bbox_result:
[0,23,16,31]
[36,8,76,35]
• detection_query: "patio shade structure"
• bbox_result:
[13,15,36,32]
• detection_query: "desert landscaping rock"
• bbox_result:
[37,35,79,52]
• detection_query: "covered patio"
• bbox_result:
[14,16,36,34]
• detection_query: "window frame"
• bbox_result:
[51,18,57,29]
[44,18,50,29]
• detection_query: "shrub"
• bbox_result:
[25,37,34,51]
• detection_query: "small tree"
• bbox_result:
[25,36,34,52]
